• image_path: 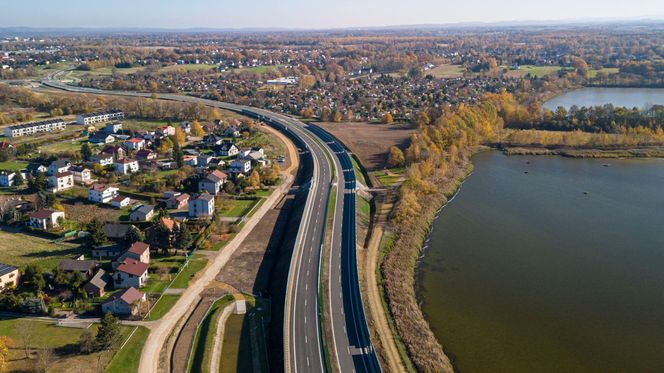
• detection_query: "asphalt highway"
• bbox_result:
[39,79,379,373]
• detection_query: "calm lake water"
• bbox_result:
[543,87,664,110]
[417,151,664,373]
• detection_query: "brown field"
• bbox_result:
[316,122,413,171]
[62,199,125,224]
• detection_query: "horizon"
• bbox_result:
[2,0,664,30]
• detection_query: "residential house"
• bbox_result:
[57,259,97,279]
[103,223,133,241]
[88,184,119,204]
[136,149,157,161]
[101,287,145,316]
[29,209,65,229]
[70,165,92,185]
[101,145,125,160]
[115,159,139,175]
[3,119,67,138]
[129,205,154,222]
[89,132,114,144]
[165,193,189,209]
[0,264,19,290]
[91,152,114,166]
[224,126,241,138]
[0,171,17,187]
[157,160,174,170]
[215,141,239,157]
[123,138,145,151]
[198,170,227,195]
[115,242,150,267]
[197,155,216,167]
[203,134,223,146]
[188,194,215,218]
[111,195,131,208]
[91,244,125,259]
[230,159,252,174]
[76,110,124,125]
[25,163,47,176]
[156,125,175,137]
[103,122,123,134]
[115,259,149,288]
[183,155,198,167]
[48,171,74,192]
[48,159,71,175]
[180,122,192,134]
[83,269,110,297]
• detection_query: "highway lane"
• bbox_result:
[307,125,381,373]
[39,79,379,373]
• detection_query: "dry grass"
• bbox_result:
[316,122,413,171]
[380,158,474,373]
[0,228,81,270]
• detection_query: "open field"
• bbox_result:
[160,64,218,73]
[62,198,125,224]
[0,228,81,270]
[372,167,405,187]
[0,317,137,373]
[504,65,562,78]
[427,64,465,78]
[0,160,29,171]
[589,67,620,78]
[222,65,285,75]
[40,138,87,154]
[121,118,172,131]
[317,122,413,171]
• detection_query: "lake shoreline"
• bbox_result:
[499,145,664,158]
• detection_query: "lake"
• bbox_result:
[417,151,664,372]
[543,87,664,110]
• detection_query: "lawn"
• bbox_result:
[121,119,172,131]
[41,138,87,154]
[589,67,620,78]
[143,275,170,294]
[188,294,235,373]
[505,65,562,78]
[145,294,180,321]
[169,258,208,289]
[105,326,150,373]
[161,64,218,73]
[0,228,81,270]
[0,317,138,373]
[219,199,259,218]
[426,64,465,78]
[0,160,29,171]
[223,65,285,75]
[373,167,405,187]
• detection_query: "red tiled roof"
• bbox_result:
[159,217,179,231]
[128,242,149,255]
[31,209,58,219]
[127,138,144,143]
[103,287,144,305]
[210,170,228,179]
[116,259,149,277]
[111,195,129,203]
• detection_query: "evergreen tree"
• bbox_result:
[123,225,143,245]
[96,313,122,351]
[81,143,92,161]
[86,219,106,247]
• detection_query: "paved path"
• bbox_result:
[138,173,294,373]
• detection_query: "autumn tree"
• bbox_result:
[191,121,204,137]
[382,113,394,124]
[387,146,405,168]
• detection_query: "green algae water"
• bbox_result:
[417,152,664,372]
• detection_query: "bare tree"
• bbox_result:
[15,320,35,360]
[35,348,53,373]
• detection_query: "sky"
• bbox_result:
[2,0,664,29]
